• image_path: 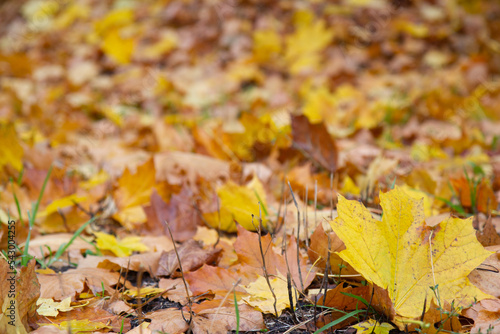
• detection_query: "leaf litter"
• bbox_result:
[0,0,500,333]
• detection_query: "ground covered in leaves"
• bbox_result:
[1,0,500,333]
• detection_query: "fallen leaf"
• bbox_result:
[0,123,24,172]
[94,232,149,257]
[143,187,198,242]
[203,176,268,232]
[330,186,493,320]
[351,319,395,334]
[243,271,297,316]
[185,264,247,300]
[291,115,338,172]
[0,260,40,334]
[468,246,500,298]
[36,297,74,317]
[156,240,220,277]
[146,308,189,334]
[38,268,128,301]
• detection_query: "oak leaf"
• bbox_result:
[330,186,493,319]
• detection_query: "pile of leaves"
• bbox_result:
[1,0,500,333]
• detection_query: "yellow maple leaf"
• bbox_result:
[203,176,268,232]
[253,29,281,63]
[284,10,334,74]
[351,319,394,334]
[94,232,149,257]
[102,30,135,64]
[0,123,23,171]
[115,158,155,208]
[243,271,297,316]
[330,186,492,320]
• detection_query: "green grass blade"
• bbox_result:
[234,289,240,334]
[22,166,53,266]
[48,216,96,267]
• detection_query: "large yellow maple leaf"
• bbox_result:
[330,186,492,319]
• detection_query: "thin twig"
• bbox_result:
[304,185,309,248]
[250,214,278,317]
[314,180,318,229]
[164,220,193,328]
[287,182,305,292]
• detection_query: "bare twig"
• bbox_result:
[314,180,318,229]
[250,214,278,317]
[304,185,309,248]
[164,220,193,329]
[287,181,305,292]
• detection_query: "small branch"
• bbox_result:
[250,214,278,317]
[287,181,305,292]
[164,220,193,328]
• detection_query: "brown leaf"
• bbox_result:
[156,240,220,277]
[307,223,359,277]
[77,253,163,276]
[196,303,266,333]
[0,259,40,334]
[318,284,370,311]
[146,308,189,334]
[143,187,198,242]
[159,278,191,304]
[38,268,128,301]
[468,245,500,298]
[476,216,500,247]
[464,299,500,334]
[185,264,246,299]
[291,115,338,172]
[36,299,131,333]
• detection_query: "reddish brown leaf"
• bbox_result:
[156,240,220,277]
[291,115,338,172]
[143,187,198,242]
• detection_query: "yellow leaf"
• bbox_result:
[284,11,334,74]
[351,319,395,334]
[114,158,155,210]
[102,30,135,64]
[0,123,23,171]
[79,170,109,190]
[94,8,134,35]
[113,205,147,229]
[243,271,297,316]
[341,176,360,196]
[36,297,73,317]
[400,184,435,217]
[124,287,165,298]
[253,29,281,63]
[144,31,178,58]
[94,232,149,257]
[39,195,87,217]
[204,177,268,232]
[44,319,111,332]
[330,186,493,319]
